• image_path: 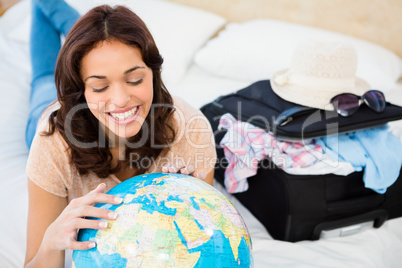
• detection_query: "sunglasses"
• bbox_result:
[274,90,387,127]
[330,90,386,117]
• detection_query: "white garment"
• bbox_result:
[283,153,355,176]
[283,123,402,177]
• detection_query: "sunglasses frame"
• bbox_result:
[330,90,386,117]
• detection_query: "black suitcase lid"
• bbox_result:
[204,80,402,140]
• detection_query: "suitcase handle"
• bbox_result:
[327,194,385,215]
[311,209,389,240]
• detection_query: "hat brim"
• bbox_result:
[270,69,371,111]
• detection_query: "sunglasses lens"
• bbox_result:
[332,94,360,116]
[363,90,386,112]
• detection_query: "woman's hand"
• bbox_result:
[162,161,206,181]
[42,183,122,251]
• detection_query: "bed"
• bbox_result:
[1,0,402,267]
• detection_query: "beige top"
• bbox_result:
[26,96,216,202]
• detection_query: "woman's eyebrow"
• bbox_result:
[84,66,145,82]
[124,66,145,75]
[84,75,106,82]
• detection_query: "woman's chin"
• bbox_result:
[111,126,142,141]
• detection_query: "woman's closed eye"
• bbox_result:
[92,86,108,93]
[91,78,143,92]
[127,78,143,86]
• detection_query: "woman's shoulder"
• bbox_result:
[170,95,214,138]
[27,121,73,198]
[160,96,216,176]
[34,103,68,150]
[171,95,209,129]
[35,125,68,151]
[172,95,203,117]
[29,107,70,167]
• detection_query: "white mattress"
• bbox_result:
[1,1,402,267]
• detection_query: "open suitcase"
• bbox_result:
[201,80,402,242]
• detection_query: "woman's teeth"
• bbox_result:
[109,106,138,120]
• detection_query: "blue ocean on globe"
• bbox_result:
[72,173,253,268]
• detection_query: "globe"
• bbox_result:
[72,173,253,267]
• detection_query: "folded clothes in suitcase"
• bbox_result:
[201,80,402,242]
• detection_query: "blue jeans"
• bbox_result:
[26,0,79,148]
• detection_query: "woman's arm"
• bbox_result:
[24,180,123,268]
[24,179,67,267]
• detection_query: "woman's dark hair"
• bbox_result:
[44,5,175,177]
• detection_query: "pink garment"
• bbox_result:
[219,113,323,193]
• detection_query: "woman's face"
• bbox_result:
[81,40,154,139]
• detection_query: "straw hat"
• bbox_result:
[270,41,371,110]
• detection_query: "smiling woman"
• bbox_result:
[81,41,153,139]
[24,1,216,267]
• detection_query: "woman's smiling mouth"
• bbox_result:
[107,106,140,124]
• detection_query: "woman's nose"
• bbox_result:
[111,84,130,107]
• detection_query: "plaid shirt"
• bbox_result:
[219,113,323,193]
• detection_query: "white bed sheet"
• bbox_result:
[1,1,402,267]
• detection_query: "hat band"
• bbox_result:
[275,73,356,91]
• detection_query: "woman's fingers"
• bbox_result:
[193,172,207,181]
[162,162,206,180]
[162,161,193,174]
[67,240,96,251]
[86,183,107,200]
[89,183,123,204]
[70,193,122,208]
[72,218,110,230]
[161,165,170,173]
[91,182,106,193]
[180,165,195,175]
[162,164,181,173]
[45,184,122,252]
[74,206,118,220]
[162,159,186,173]
[70,184,123,208]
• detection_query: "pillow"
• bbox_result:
[68,0,226,85]
[194,19,402,92]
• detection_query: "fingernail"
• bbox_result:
[162,166,168,172]
[108,212,117,219]
[95,183,104,191]
[115,197,123,203]
[88,242,96,248]
[99,221,108,228]
[180,168,186,173]
[169,167,176,173]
